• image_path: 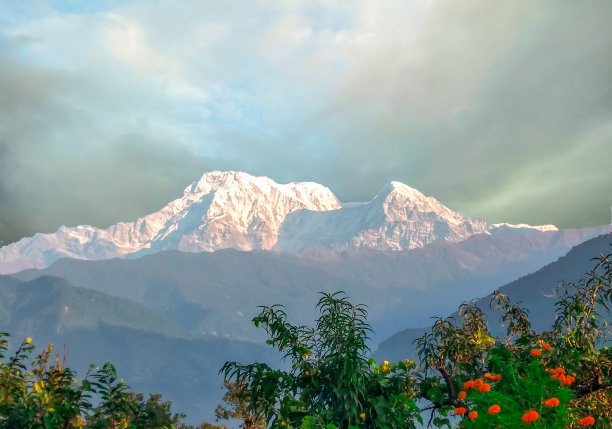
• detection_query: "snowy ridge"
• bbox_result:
[0,171,557,274]
[275,181,492,251]
[0,172,340,273]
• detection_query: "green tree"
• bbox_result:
[220,292,420,429]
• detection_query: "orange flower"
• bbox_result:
[468,411,478,420]
[543,398,560,408]
[473,379,484,388]
[488,404,501,415]
[463,380,475,390]
[479,383,491,393]
[564,375,575,386]
[522,411,539,423]
[458,391,467,400]
[542,343,552,351]
[454,407,467,415]
[484,373,502,382]
[578,416,595,427]
[530,349,541,357]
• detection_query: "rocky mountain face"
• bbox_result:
[0,171,556,274]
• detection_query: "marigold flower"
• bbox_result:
[360,412,366,419]
[542,343,552,351]
[304,371,310,376]
[488,404,501,415]
[522,411,539,423]
[564,375,575,386]
[280,421,286,426]
[468,411,478,420]
[25,337,32,344]
[463,380,475,390]
[484,372,502,381]
[479,383,491,393]
[454,407,467,415]
[458,390,467,400]
[473,378,484,388]
[530,349,541,357]
[543,397,560,408]
[578,416,595,427]
[484,373,502,382]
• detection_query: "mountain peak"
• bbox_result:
[377,181,427,201]
[0,171,566,274]
[185,171,269,195]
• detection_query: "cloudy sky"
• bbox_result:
[0,0,611,245]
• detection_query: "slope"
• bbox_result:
[373,233,612,362]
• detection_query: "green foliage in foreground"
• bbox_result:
[1,250,611,428]
[0,335,220,429]
[221,251,612,428]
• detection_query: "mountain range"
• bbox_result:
[2,170,611,425]
[0,171,558,274]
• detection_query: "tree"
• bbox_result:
[220,292,420,429]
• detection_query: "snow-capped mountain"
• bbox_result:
[277,181,493,251]
[0,171,556,274]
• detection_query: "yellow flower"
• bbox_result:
[383,361,389,365]
[305,371,310,376]
[360,412,366,419]
[25,337,32,344]
[281,421,286,426]
[48,407,55,413]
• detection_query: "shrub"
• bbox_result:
[220,250,611,428]
[220,292,421,428]
[414,250,611,428]
[0,334,190,428]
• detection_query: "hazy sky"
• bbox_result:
[1,0,611,245]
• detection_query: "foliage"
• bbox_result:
[413,250,612,428]
[2,248,611,428]
[215,381,266,428]
[0,335,198,428]
[220,292,421,428]
[219,250,612,428]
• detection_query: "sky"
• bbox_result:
[0,0,611,245]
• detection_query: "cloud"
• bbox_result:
[0,0,611,245]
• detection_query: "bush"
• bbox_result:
[220,292,421,429]
[414,251,611,428]
[0,335,193,428]
[220,251,612,428]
